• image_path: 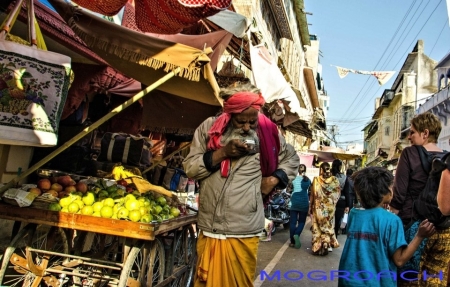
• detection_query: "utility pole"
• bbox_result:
[328,125,339,146]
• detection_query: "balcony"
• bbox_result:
[380,89,395,107]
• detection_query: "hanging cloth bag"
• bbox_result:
[0,0,71,146]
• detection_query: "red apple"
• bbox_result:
[37,179,51,191]
[57,175,73,187]
[50,183,63,192]
[28,187,42,196]
[75,182,88,194]
[64,186,77,193]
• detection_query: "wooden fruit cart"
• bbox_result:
[0,202,197,287]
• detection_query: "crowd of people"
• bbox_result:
[182,82,450,287]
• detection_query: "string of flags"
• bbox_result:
[332,65,396,86]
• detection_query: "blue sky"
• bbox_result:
[305,0,450,148]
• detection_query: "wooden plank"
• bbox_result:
[0,202,196,240]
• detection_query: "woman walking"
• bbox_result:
[289,164,311,249]
[310,162,341,256]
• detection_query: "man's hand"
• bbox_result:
[261,176,279,196]
[417,219,436,239]
[222,139,251,158]
[344,207,349,213]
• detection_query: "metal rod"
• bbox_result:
[0,67,181,195]
[141,142,191,175]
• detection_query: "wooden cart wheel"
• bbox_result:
[170,225,196,287]
[144,238,165,286]
[118,238,165,287]
[0,223,69,287]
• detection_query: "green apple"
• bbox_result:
[81,205,94,216]
[92,201,104,213]
[117,207,129,219]
[82,192,95,206]
[103,197,115,207]
[100,206,113,218]
[48,202,62,212]
[59,195,74,208]
[140,214,153,223]
[129,210,141,222]
[68,202,80,213]
[125,199,140,211]
[170,207,181,218]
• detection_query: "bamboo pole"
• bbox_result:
[141,142,191,175]
[0,67,181,195]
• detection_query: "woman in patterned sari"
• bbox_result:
[309,162,341,256]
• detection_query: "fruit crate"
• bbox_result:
[0,201,196,240]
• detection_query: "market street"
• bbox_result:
[255,217,345,287]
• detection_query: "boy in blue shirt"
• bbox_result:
[338,167,435,287]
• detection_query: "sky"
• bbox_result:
[305,0,450,149]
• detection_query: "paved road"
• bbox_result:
[254,217,345,287]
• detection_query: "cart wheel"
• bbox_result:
[118,240,146,287]
[144,238,165,286]
[170,225,196,287]
[0,223,69,287]
[118,238,165,287]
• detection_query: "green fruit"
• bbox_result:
[117,207,129,219]
[125,194,136,202]
[125,199,140,211]
[92,201,104,213]
[170,207,181,218]
[73,199,85,209]
[92,211,101,217]
[129,210,141,222]
[140,214,153,223]
[107,185,118,193]
[68,202,80,213]
[98,190,109,198]
[48,203,62,212]
[100,206,114,218]
[81,206,94,216]
[59,196,74,208]
[61,207,69,213]
[82,192,95,206]
[156,196,167,206]
[103,198,115,207]
[153,205,163,215]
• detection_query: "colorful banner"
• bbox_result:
[333,65,396,86]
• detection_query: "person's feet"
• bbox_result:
[294,235,301,249]
[328,247,333,252]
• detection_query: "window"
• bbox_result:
[385,126,390,136]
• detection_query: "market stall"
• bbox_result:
[0,1,230,286]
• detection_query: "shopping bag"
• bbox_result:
[0,0,71,146]
[340,213,348,229]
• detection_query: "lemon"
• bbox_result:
[129,210,141,222]
[92,201,104,213]
[100,206,114,218]
[81,206,94,216]
[103,197,115,208]
[68,202,80,213]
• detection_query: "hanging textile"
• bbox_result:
[70,0,231,34]
[333,65,396,86]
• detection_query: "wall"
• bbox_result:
[0,145,33,184]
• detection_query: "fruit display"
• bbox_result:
[20,172,183,224]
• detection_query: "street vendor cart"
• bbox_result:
[0,201,197,287]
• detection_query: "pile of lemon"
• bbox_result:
[48,186,180,223]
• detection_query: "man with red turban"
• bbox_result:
[183,83,299,287]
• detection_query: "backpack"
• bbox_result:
[413,145,450,228]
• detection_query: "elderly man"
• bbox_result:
[183,83,299,287]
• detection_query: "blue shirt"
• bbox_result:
[338,207,407,287]
[290,175,310,211]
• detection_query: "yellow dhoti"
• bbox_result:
[194,231,260,287]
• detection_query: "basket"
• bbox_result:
[0,97,31,115]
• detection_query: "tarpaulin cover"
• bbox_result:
[70,0,231,34]
[49,0,222,106]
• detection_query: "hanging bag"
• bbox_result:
[0,0,71,146]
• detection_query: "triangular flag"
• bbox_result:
[335,66,349,78]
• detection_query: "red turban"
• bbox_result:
[207,92,265,150]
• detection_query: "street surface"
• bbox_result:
[0,218,345,287]
[255,217,345,287]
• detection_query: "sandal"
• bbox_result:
[289,243,295,247]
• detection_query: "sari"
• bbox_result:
[310,175,341,255]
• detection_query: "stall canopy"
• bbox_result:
[48,0,222,107]
[69,0,231,34]
[307,147,362,162]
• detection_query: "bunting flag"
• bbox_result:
[333,65,396,86]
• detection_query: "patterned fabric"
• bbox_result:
[72,0,231,33]
[310,175,341,255]
[418,228,450,286]
[397,220,428,286]
[0,38,70,146]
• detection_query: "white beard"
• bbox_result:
[220,126,260,149]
